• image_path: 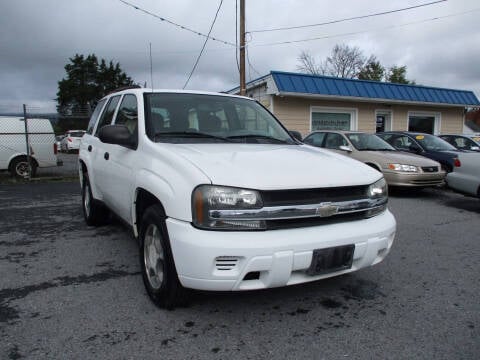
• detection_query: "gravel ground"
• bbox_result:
[0,181,479,359]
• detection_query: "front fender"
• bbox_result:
[133,166,210,228]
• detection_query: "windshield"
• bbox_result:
[414,134,457,151]
[346,133,395,151]
[144,93,295,144]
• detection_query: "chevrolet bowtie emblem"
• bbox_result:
[315,203,339,217]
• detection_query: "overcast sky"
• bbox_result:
[0,0,479,113]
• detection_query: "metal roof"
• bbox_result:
[270,71,480,106]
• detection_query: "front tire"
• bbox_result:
[140,205,187,309]
[82,175,108,226]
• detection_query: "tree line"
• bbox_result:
[56,44,416,127]
[297,44,415,84]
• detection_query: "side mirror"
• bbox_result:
[98,125,136,148]
[289,130,303,142]
[339,145,353,152]
[471,146,480,151]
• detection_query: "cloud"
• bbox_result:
[0,0,479,113]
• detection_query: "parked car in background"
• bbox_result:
[377,132,463,172]
[446,152,480,198]
[79,88,396,308]
[0,117,61,177]
[438,134,480,152]
[303,130,446,187]
[61,130,86,153]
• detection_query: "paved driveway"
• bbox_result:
[0,182,479,359]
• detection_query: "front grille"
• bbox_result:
[260,185,368,207]
[421,166,439,173]
[265,211,368,230]
[257,185,375,229]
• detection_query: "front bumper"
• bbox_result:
[167,209,396,291]
[383,170,445,187]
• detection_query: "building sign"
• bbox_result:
[312,112,351,131]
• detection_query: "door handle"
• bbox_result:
[88,145,92,152]
[104,152,109,160]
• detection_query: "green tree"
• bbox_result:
[358,56,385,81]
[385,65,415,84]
[56,54,135,117]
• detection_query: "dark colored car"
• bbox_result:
[377,132,463,172]
[438,134,480,152]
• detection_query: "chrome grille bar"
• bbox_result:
[209,198,387,221]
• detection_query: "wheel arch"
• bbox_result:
[79,159,88,186]
[134,188,166,238]
[8,155,39,172]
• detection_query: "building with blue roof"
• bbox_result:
[227,71,480,136]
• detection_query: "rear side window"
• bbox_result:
[95,95,121,136]
[86,99,107,134]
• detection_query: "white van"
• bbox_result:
[0,117,61,177]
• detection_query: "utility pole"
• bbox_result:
[239,0,246,96]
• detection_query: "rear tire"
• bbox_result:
[10,156,37,178]
[82,175,108,226]
[139,204,188,309]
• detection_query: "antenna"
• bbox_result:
[149,42,154,90]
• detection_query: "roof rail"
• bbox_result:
[108,85,142,95]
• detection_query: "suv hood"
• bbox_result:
[169,144,381,190]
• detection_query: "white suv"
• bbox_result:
[79,88,396,308]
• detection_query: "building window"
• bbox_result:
[408,112,440,134]
[311,107,357,131]
[375,110,392,133]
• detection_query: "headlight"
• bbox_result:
[366,178,388,217]
[192,185,265,230]
[388,163,418,172]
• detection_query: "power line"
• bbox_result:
[248,0,447,33]
[118,0,234,47]
[246,47,261,80]
[183,0,224,89]
[249,8,480,47]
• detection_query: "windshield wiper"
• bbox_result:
[155,131,232,142]
[226,134,290,144]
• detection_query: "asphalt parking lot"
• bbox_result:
[0,181,479,359]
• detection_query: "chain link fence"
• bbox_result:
[0,103,89,182]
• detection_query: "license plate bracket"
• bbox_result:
[307,244,355,276]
